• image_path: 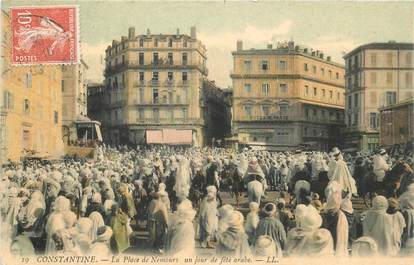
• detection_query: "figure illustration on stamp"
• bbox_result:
[15,15,71,56]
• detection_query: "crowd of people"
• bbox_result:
[1,144,413,259]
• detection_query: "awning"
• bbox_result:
[146,129,192,145]
[146,130,163,144]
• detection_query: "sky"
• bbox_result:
[2,0,414,87]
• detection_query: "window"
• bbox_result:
[139,88,144,103]
[337,92,340,100]
[322,89,326,97]
[3,90,13,109]
[152,72,158,81]
[347,114,352,126]
[262,83,269,94]
[353,113,358,126]
[348,95,352,109]
[371,53,377,66]
[25,73,32,88]
[313,87,317,96]
[386,72,393,84]
[279,103,288,115]
[304,63,308,71]
[312,65,316,74]
[24,99,30,114]
[138,108,144,120]
[182,108,187,120]
[405,72,412,86]
[386,53,393,66]
[371,72,377,84]
[176,95,181,103]
[183,39,187,48]
[61,80,65,92]
[168,72,173,81]
[54,111,58,124]
[276,130,289,143]
[279,84,287,93]
[329,90,333,99]
[182,72,188,81]
[182,53,188,65]
[139,38,144,47]
[261,61,268,71]
[336,72,339,79]
[304,127,308,135]
[321,68,325,76]
[139,72,144,81]
[354,94,358,107]
[312,109,317,116]
[386,91,397,106]
[168,90,173,103]
[369,113,378,129]
[168,53,173,64]
[244,61,252,72]
[305,108,309,118]
[168,38,173,47]
[305,85,309,95]
[244,83,251,93]
[153,108,159,122]
[122,54,125,64]
[169,108,174,122]
[244,105,252,116]
[278,60,287,70]
[153,89,159,103]
[153,53,159,64]
[262,105,270,116]
[139,52,144,65]
[154,38,158,47]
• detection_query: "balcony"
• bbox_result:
[148,80,160,87]
[238,114,344,124]
[164,79,175,86]
[177,80,189,87]
[137,117,203,125]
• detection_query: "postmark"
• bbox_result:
[10,6,79,65]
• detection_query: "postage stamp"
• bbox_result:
[10,6,79,65]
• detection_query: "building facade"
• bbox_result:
[202,80,232,145]
[87,83,105,124]
[231,41,345,151]
[103,27,208,146]
[379,98,414,147]
[1,11,64,162]
[61,61,89,125]
[343,42,414,152]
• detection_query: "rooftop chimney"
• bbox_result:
[311,51,316,56]
[190,26,196,39]
[128,27,135,39]
[146,28,151,36]
[295,45,300,51]
[267,43,273,49]
[327,56,331,61]
[319,53,324,59]
[304,48,308,53]
[237,40,243,51]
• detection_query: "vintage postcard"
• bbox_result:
[0,1,413,265]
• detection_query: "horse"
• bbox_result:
[247,179,263,205]
[219,165,244,208]
[383,160,413,198]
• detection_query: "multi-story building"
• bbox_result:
[379,98,414,147]
[343,42,414,152]
[103,27,208,146]
[87,83,105,124]
[1,11,64,162]
[202,80,232,145]
[61,60,93,144]
[231,41,345,151]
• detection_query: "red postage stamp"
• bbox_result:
[10,6,79,65]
